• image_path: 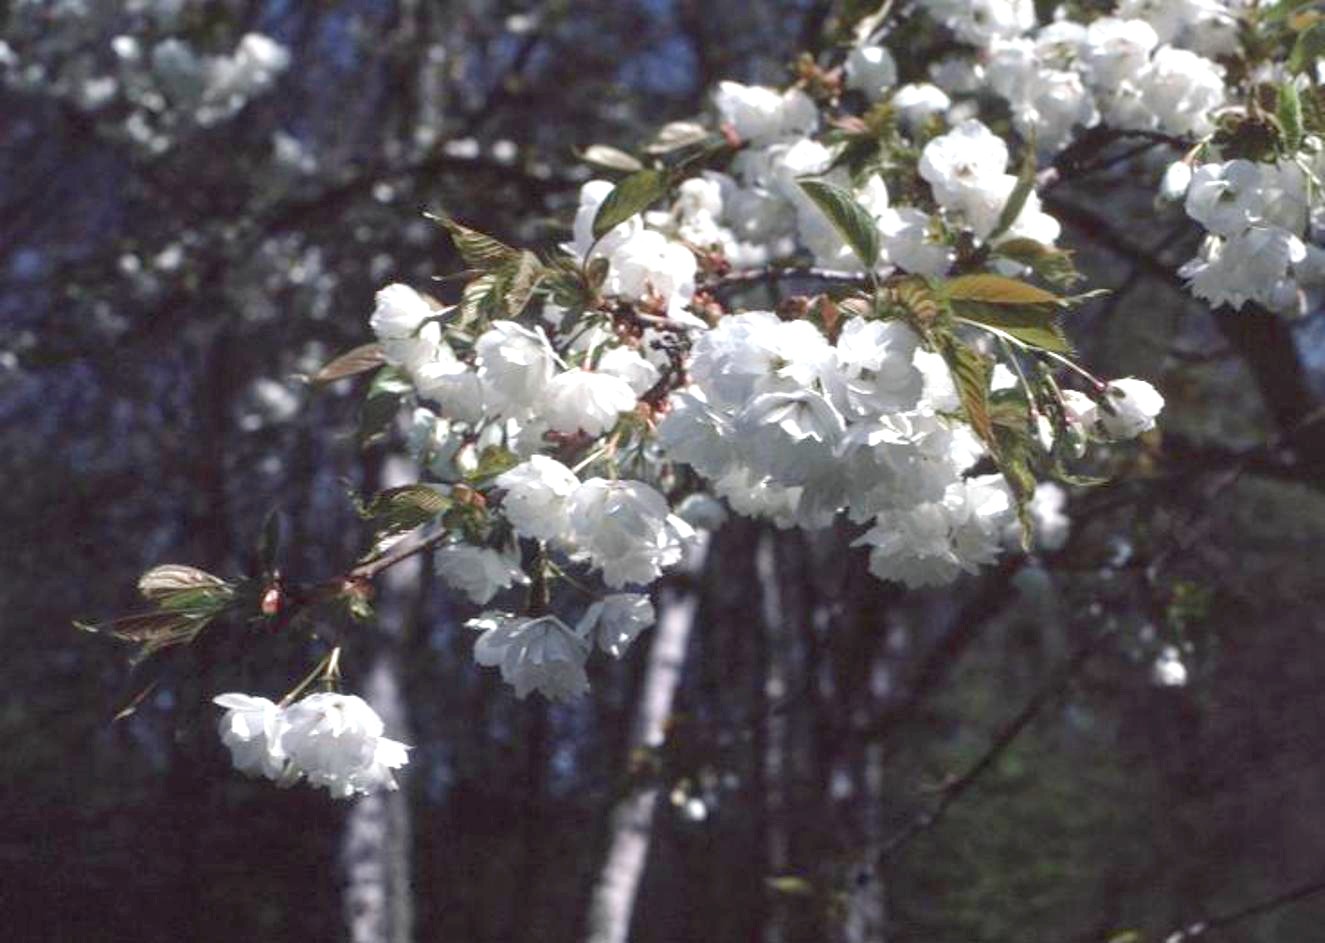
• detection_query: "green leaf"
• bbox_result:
[953,300,1072,353]
[992,419,1038,550]
[467,444,520,483]
[593,169,668,239]
[579,144,644,173]
[78,608,222,664]
[797,178,880,271]
[309,342,386,386]
[359,366,409,447]
[138,565,227,602]
[945,273,1060,306]
[991,238,1081,288]
[458,272,501,326]
[428,213,520,271]
[1279,81,1304,152]
[1289,21,1325,74]
[936,333,993,445]
[360,484,453,535]
[503,250,545,318]
[988,143,1036,243]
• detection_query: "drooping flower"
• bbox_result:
[578,593,657,658]
[567,478,695,587]
[213,693,290,783]
[434,543,529,605]
[279,693,410,798]
[470,612,591,701]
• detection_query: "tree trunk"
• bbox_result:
[342,453,417,943]
[757,529,790,943]
[583,535,709,943]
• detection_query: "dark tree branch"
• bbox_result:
[874,627,1110,867]
[1077,875,1325,942]
[705,265,872,297]
[1039,126,1193,190]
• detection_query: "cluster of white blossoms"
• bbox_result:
[649,82,1062,280]
[82,14,1192,793]
[884,0,1325,317]
[350,41,1172,700]
[213,692,409,798]
[911,0,1229,152]
[1165,154,1325,312]
[1,16,290,153]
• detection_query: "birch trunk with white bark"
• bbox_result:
[342,454,418,943]
[582,536,708,943]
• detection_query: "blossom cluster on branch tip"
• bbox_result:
[214,693,409,799]
[342,13,1180,705]
[83,2,1227,784]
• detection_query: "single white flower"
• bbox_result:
[605,229,697,314]
[826,317,924,418]
[713,81,817,145]
[578,593,657,657]
[412,343,486,424]
[475,320,559,418]
[1081,17,1159,90]
[891,83,951,133]
[878,207,955,276]
[279,692,410,798]
[543,368,638,436]
[213,693,290,782]
[736,388,847,485]
[1185,160,1267,237]
[1159,160,1193,201]
[1138,46,1224,137]
[370,283,432,343]
[919,119,1009,209]
[1097,378,1164,439]
[656,390,740,479]
[496,455,581,542]
[470,612,591,701]
[568,478,695,587]
[597,345,662,396]
[435,543,529,605]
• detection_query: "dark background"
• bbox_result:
[5,1,1325,941]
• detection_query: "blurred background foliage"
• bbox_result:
[4,1,1325,941]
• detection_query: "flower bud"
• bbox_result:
[1159,161,1192,202]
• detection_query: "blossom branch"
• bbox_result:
[704,265,873,296]
[1040,125,1194,190]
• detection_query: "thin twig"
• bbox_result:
[1077,875,1325,942]
[705,266,872,295]
[875,628,1110,866]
